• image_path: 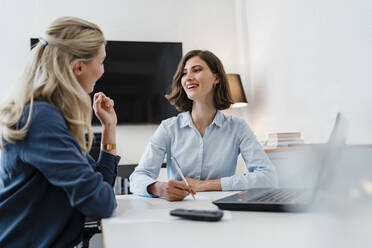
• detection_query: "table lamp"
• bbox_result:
[226,74,248,108]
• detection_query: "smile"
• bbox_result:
[186,83,199,89]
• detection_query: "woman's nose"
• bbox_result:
[185,72,193,81]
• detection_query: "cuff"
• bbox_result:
[130,177,157,198]
[220,176,233,191]
[141,179,158,198]
[98,151,121,165]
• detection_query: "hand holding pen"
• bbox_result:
[171,156,196,200]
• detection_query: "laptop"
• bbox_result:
[213,113,348,212]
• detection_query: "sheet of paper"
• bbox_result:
[184,194,209,200]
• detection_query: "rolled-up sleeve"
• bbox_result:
[220,120,278,190]
[129,121,168,197]
[89,151,121,186]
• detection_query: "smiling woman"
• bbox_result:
[181,56,218,103]
[166,50,232,113]
[129,50,278,202]
[0,16,120,247]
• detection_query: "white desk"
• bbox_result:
[101,192,371,248]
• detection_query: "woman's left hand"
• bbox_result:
[185,177,204,192]
[186,177,222,192]
[93,92,117,127]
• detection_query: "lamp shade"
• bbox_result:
[226,74,248,108]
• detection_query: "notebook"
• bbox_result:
[213,113,347,212]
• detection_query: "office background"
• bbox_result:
[0,0,371,164]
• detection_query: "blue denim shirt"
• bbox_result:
[130,111,278,197]
[0,102,120,247]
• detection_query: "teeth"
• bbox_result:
[187,85,197,89]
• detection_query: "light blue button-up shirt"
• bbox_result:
[129,111,278,197]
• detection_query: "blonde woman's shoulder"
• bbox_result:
[27,101,64,124]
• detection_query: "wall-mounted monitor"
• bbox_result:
[31,39,182,124]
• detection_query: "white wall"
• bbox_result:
[241,0,372,144]
[1,0,371,164]
[0,0,241,163]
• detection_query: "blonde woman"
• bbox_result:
[0,17,120,247]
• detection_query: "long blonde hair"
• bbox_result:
[0,16,106,153]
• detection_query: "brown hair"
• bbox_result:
[165,50,233,112]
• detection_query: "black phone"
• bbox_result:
[170,208,224,221]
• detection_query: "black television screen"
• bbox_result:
[31,39,182,124]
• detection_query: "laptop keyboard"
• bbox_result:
[253,189,302,202]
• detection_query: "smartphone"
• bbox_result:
[170,208,224,221]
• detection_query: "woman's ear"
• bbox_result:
[214,74,220,85]
[73,61,83,76]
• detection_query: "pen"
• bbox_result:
[170,156,196,200]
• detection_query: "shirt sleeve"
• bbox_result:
[220,120,278,190]
[87,151,121,186]
[129,121,168,197]
[20,105,118,218]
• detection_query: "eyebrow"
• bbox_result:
[183,64,203,71]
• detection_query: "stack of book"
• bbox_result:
[265,132,304,148]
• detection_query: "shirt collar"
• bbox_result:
[213,110,224,128]
[180,112,192,128]
[180,110,224,128]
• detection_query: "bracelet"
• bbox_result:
[101,143,116,151]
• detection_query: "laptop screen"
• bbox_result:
[313,112,348,195]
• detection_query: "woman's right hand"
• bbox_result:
[93,92,117,127]
[148,180,194,201]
